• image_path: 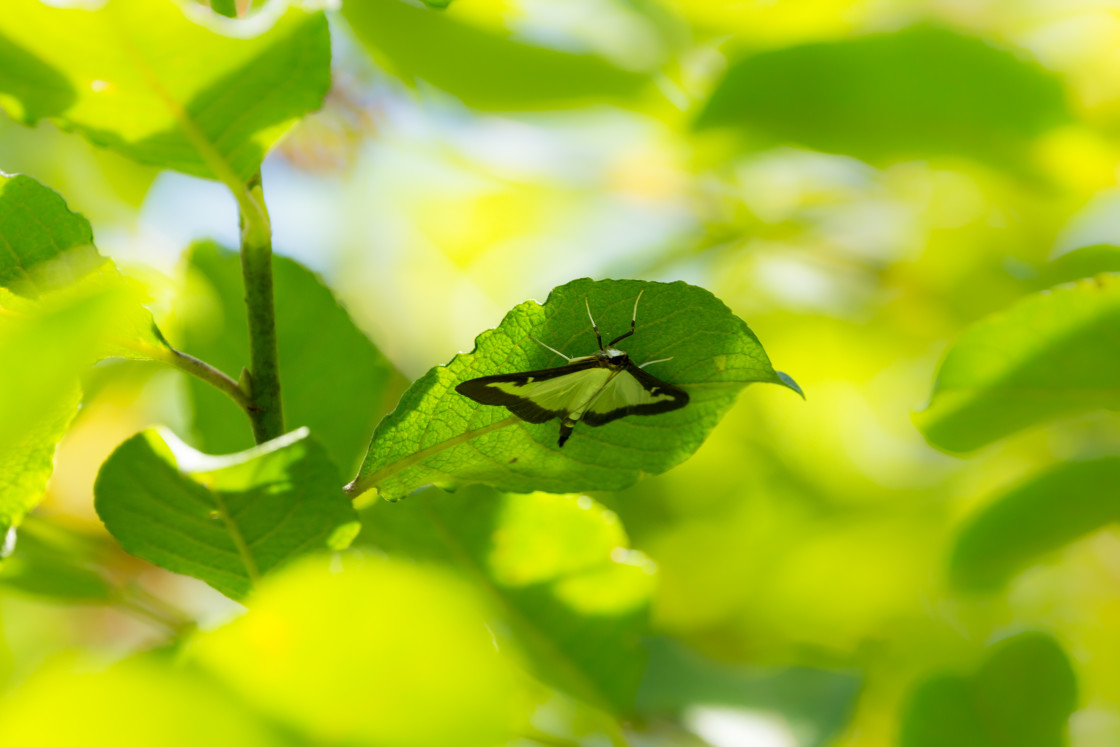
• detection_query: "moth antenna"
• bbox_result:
[530,335,572,361]
[585,297,604,350]
[608,289,645,347]
[639,356,673,368]
[632,289,645,322]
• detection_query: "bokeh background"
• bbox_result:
[3,0,1120,745]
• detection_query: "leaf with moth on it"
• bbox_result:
[0,0,330,182]
[94,427,359,602]
[915,276,1120,453]
[349,278,800,502]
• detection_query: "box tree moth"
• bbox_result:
[455,292,689,447]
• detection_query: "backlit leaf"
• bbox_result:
[0,658,279,747]
[0,0,330,180]
[191,554,516,746]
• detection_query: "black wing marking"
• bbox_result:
[580,363,689,427]
[455,359,604,424]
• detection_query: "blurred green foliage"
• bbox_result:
[1,0,1119,746]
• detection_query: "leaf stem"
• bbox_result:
[240,170,284,443]
[137,341,250,411]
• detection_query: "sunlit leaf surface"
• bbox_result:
[191,554,516,746]
[0,658,279,747]
[950,458,1120,590]
[361,485,655,713]
[900,632,1077,747]
[0,0,330,180]
[916,276,1120,451]
[697,26,1069,168]
[94,428,359,601]
[177,241,396,473]
[352,278,799,501]
[0,289,136,533]
[0,173,174,534]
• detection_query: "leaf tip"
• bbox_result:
[777,371,805,399]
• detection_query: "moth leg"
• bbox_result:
[558,417,576,447]
[585,297,604,350]
[639,356,674,368]
[608,289,645,347]
[529,335,572,361]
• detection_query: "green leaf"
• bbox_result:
[0,172,168,357]
[342,0,651,110]
[636,638,861,747]
[350,278,798,501]
[94,427,360,601]
[950,458,1120,591]
[177,241,397,474]
[0,173,102,295]
[0,174,178,534]
[0,657,282,747]
[0,285,143,533]
[0,517,114,602]
[915,276,1120,452]
[1041,245,1120,287]
[0,392,78,536]
[191,554,516,746]
[900,632,1077,747]
[209,0,238,19]
[0,0,330,181]
[360,485,655,714]
[695,26,1069,169]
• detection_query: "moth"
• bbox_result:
[455,292,690,447]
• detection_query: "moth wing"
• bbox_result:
[581,364,689,427]
[456,361,611,424]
